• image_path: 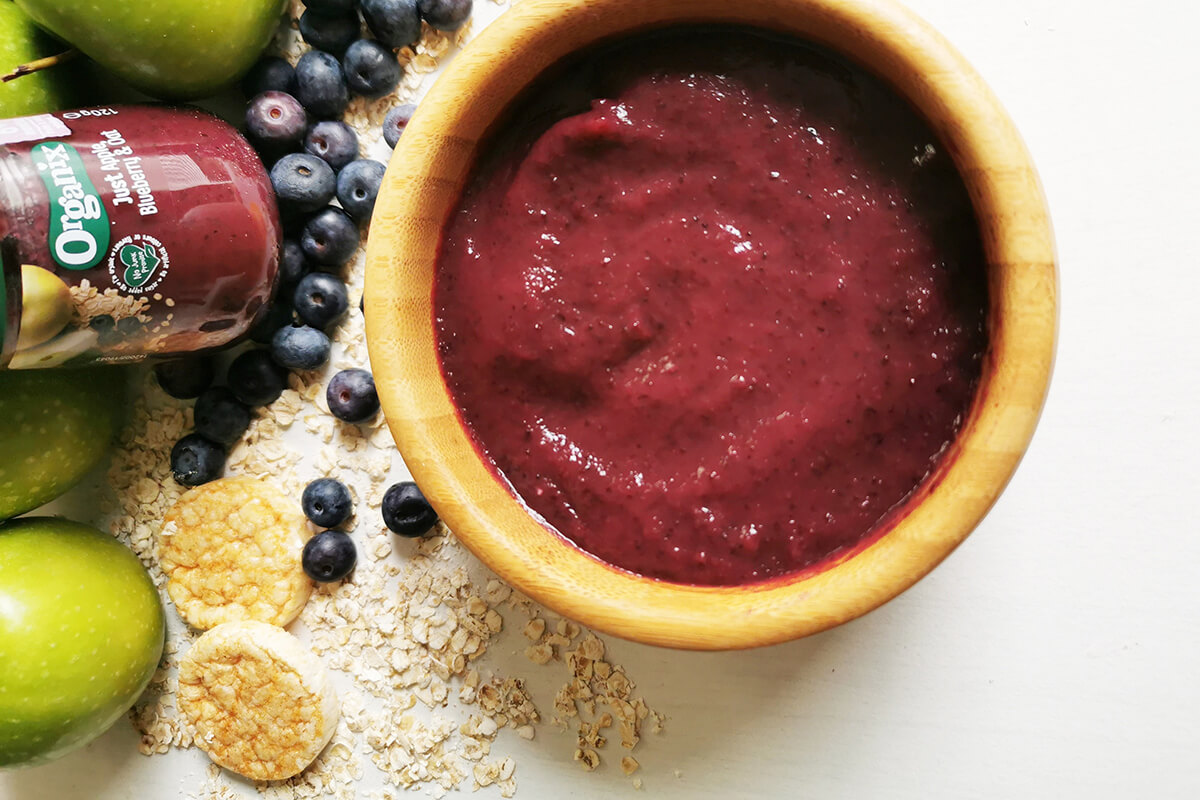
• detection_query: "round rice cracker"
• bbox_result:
[159,476,313,630]
[178,620,339,780]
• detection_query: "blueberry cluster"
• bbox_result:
[161,350,383,487]
[162,2,470,489]
[88,314,148,347]
[300,478,357,582]
[295,475,440,583]
[160,270,380,486]
[159,347,290,486]
[157,354,253,486]
[242,0,471,153]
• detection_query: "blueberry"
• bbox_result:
[245,91,307,152]
[326,368,379,422]
[342,39,401,99]
[295,51,350,119]
[304,120,359,170]
[382,481,438,536]
[359,0,421,48]
[88,314,115,332]
[336,159,386,223]
[417,0,472,31]
[86,315,116,346]
[88,314,119,345]
[171,434,225,487]
[382,103,415,148]
[272,324,331,370]
[270,153,336,214]
[227,349,289,406]
[193,386,252,445]
[303,0,356,13]
[241,56,296,97]
[302,478,353,527]
[293,272,350,329]
[299,9,361,57]
[249,301,296,344]
[154,356,214,399]
[301,206,360,266]
[278,238,312,289]
[302,530,357,582]
[116,316,142,335]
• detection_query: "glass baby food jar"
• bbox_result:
[0,105,280,368]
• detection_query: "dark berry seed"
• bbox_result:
[382,103,416,149]
[271,324,331,370]
[245,91,307,149]
[360,0,421,48]
[299,9,361,57]
[301,530,357,582]
[326,368,379,423]
[170,434,225,487]
[302,478,354,527]
[417,0,472,31]
[304,120,359,170]
[342,39,401,98]
[241,56,296,97]
[301,206,359,266]
[227,349,289,406]
[154,356,215,399]
[336,159,386,223]
[382,481,438,536]
[295,51,350,119]
[293,272,350,329]
[193,387,252,446]
[270,153,337,214]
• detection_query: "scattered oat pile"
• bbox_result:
[100,3,663,798]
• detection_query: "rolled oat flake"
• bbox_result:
[0,105,281,368]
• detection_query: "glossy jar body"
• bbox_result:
[0,105,280,368]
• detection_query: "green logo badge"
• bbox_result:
[119,242,162,288]
[30,142,110,271]
[107,234,169,294]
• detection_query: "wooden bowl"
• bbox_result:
[365,0,1057,650]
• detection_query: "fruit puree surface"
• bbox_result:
[435,30,988,586]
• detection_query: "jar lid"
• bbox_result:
[1,236,22,368]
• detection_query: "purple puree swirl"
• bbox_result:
[434,29,988,586]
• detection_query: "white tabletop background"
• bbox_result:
[4,0,1199,797]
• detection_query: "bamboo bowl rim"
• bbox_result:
[365,0,1058,650]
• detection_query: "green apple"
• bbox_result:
[0,367,125,521]
[0,1,80,117]
[14,0,286,100]
[0,517,165,767]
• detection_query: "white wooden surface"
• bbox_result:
[4,0,1200,797]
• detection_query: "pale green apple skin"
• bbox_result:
[0,369,125,521]
[0,517,165,768]
[14,0,286,100]
[0,2,78,116]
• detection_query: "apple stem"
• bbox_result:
[1,49,79,84]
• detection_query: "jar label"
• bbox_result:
[0,114,70,147]
[0,105,280,370]
[29,142,111,271]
